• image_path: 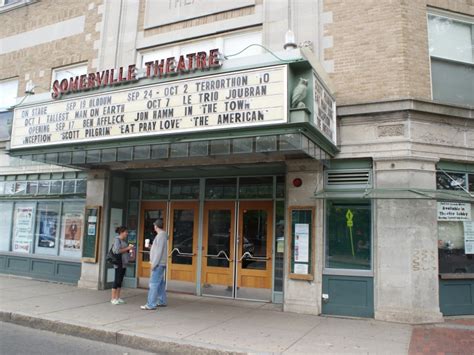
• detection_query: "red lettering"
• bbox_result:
[60,78,69,93]
[145,61,153,78]
[88,73,96,88]
[165,57,175,74]
[209,48,220,68]
[79,75,87,89]
[118,67,125,82]
[196,52,207,70]
[51,80,60,99]
[177,55,187,73]
[127,64,136,81]
[154,60,164,77]
[186,53,195,71]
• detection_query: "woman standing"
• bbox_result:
[111,226,132,305]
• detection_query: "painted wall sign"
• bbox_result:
[11,65,287,149]
[144,0,255,28]
[313,71,336,145]
[437,202,472,221]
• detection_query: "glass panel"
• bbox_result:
[206,210,231,268]
[276,176,285,198]
[38,181,50,194]
[326,201,371,270]
[142,208,164,263]
[4,181,15,195]
[190,141,208,156]
[151,145,169,159]
[241,209,267,270]
[172,209,194,265]
[469,174,474,192]
[117,147,132,161]
[170,143,188,157]
[232,137,253,153]
[431,58,474,106]
[35,202,60,256]
[256,136,277,152]
[436,171,467,191]
[205,178,237,199]
[142,180,168,200]
[59,202,85,258]
[50,180,62,194]
[0,182,4,195]
[76,180,87,194]
[12,202,36,254]
[274,201,285,292]
[101,148,116,162]
[438,204,474,274]
[0,202,14,251]
[63,180,75,194]
[239,176,273,199]
[129,181,141,199]
[170,179,199,199]
[210,140,230,155]
[86,150,100,163]
[58,152,72,165]
[428,15,473,63]
[134,146,150,160]
[14,182,26,195]
[27,181,38,194]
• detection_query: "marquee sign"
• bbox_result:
[11,65,287,149]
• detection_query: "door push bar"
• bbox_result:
[205,250,232,262]
[168,247,195,257]
[238,251,271,262]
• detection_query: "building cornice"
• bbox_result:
[337,99,473,120]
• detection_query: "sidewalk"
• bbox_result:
[0,275,472,354]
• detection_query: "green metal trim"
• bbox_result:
[439,279,474,316]
[437,161,474,173]
[327,159,373,170]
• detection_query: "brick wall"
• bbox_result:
[0,0,104,98]
[323,0,472,106]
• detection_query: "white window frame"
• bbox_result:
[0,78,19,111]
[51,63,88,90]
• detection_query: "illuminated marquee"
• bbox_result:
[11,65,287,149]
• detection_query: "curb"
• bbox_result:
[0,311,246,355]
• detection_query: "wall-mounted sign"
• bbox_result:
[437,202,472,221]
[144,0,255,28]
[11,65,287,149]
[464,221,474,254]
[313,71,336,145]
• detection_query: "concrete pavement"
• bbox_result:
[0,274,457,354]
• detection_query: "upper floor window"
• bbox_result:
[51,63,88,89]
[0,78,18,112]
[140,30,263,68]
[428,12,474,107]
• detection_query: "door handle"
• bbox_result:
[168,247,195,257]
[205,250,232,262]
[238,251,271,262]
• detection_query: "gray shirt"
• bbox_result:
[150,230,168,270]
[112,237,129,268]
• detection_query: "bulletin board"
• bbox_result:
[81,206,101,263]
[288,207,315,280]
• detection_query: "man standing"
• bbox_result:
[141,218,168,310]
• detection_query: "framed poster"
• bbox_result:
[82,206,101,263]
[288,207,315,280]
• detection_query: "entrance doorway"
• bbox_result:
[202,201,273,301]
[137,201,167,288]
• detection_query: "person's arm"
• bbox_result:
[151,233,166,270]
[150,238,159,270]
[113,239,131,254]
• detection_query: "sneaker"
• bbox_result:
[140,304,157,310]
[117,298,126,304]
[111,299,119,305]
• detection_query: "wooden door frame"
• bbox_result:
[167,201,199,283]
[201,201,236,289]
[237,201,273,289]
[138,201,168,281]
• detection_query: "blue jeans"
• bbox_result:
[147,265,167,308]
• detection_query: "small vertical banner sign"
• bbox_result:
[464,221,474,254]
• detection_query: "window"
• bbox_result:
[326,201,372,270]
[12,202,36,254]
[428,12,474,106]
[35,202,60,256]
[51,63,87,89]
[0,202,13,251]
[0,78,18,111]
[140,30,263,68]
[59,202,85,258]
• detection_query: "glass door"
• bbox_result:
[138,201,167,288]
[236,201,273,301]
[201,201,236,298]
[167,201,199,294]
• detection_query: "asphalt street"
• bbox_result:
[0,322,157,355]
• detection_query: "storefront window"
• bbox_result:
[170,179,199,199]
[274,201,285,292]
[326,201,371,270]
[436,171,467,191]
[0,202,13,251]
[239,176,273,199]
[12,202,36,254]
[142,180,169,200]
[205,178,237,199]
[59,202,85,258]
[35,202,61,255]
